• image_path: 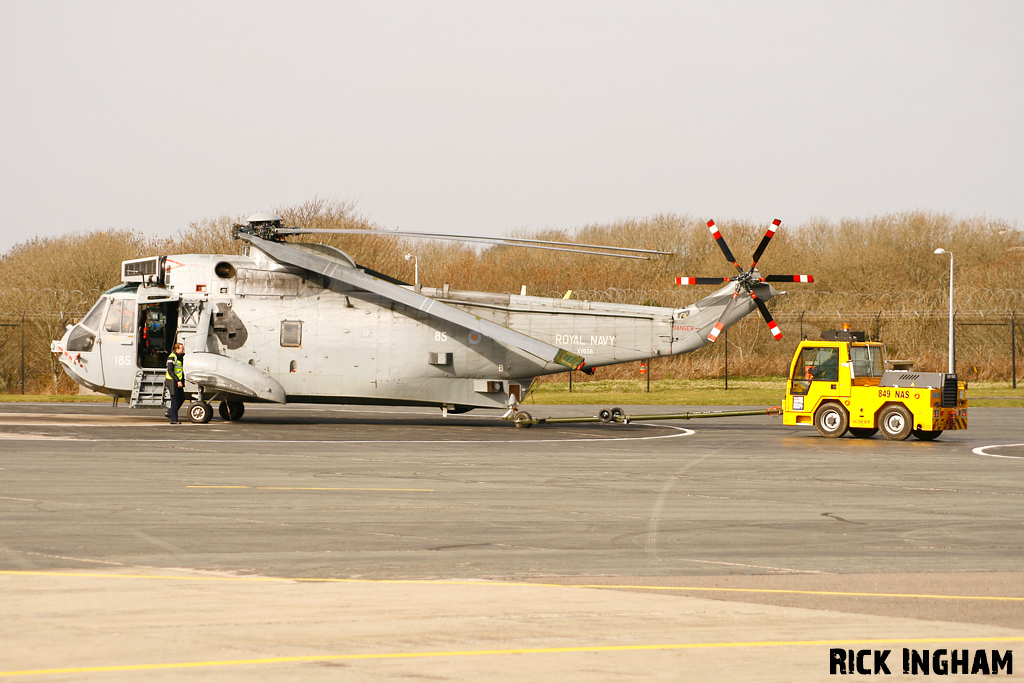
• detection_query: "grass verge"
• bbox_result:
[524,378,1023,408]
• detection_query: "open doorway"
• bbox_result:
[137,301,179,369]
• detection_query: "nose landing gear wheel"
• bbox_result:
[188,401,213,424]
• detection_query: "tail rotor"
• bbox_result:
[674,218,814,342]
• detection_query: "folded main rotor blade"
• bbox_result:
[674,277,732,285]
[241,234,586,370]
[707,220,744,274]
[277,228,669,259]
[760,275,815,283]
[749,291,783,340]
[706,287,741,343]
[750,219,781,270]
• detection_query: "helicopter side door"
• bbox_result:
[62,296,110,389]
[97,297,141,392]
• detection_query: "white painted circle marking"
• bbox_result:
[972,443,1024,459]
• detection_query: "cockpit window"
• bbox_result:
[103,300,136,334]
[80,297,109,332]
[104,300,123,333]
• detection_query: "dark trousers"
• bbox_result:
[166,379,185,422]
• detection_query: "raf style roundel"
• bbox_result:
[468,331,482,344]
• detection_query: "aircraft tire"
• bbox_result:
[879,405,913,441]
[814,401,849,438]
[599,409,613,424]
[848,427,878,438]
[911,428,942,441]
[188,401,213,424]
[610,407,624,422]
[219,401,245,421]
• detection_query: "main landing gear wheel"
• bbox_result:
[218,401,245,421]
[879,405,913,441]
[911,428,943,441]
[814,401,849,438]
[848,427,878,438]
[513,411,533,428]
[188,401,213,424]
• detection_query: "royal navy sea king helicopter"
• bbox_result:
[51,214,813,423]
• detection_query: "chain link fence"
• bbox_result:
[1,287,1020,394]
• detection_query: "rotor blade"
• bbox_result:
[706,220,743,274]
[674,277,732,285]
[750,218,781,269]
[750,291,783,340]
[706,288,741,343]
[276,228,670,259]
[761,275,815,283]
[240,234,586,371]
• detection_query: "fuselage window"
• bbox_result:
[280,321,302,347]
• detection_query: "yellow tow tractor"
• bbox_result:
[783,327,968,440]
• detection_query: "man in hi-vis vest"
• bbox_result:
[165,342,185,424]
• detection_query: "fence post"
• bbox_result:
[1012,310,1017,390]
[20,312,26,395]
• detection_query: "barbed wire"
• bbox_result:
[528,287,1024,313]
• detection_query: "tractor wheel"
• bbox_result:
[879,405,913,441]
[848,427,878,438]
[814,402,849,438]
[912,429,943,441]
[187,401,213,424]
[219,401,245,421]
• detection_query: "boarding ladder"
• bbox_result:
[130,370,167,409]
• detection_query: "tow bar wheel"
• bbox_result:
[513,411,533,428]
[814,401,849,438]
[188,401,213,424]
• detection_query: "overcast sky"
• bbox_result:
[1,1,1021,255]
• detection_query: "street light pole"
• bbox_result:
[933,248,954,374]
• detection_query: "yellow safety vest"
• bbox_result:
[166,352,184,381]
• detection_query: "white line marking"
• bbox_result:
[0,425,695,445]
[972,443,1024,459]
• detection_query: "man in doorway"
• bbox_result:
[165,342,185,424]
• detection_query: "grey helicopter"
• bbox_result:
[50,214,813,423]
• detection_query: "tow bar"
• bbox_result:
[506,406,782,428]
